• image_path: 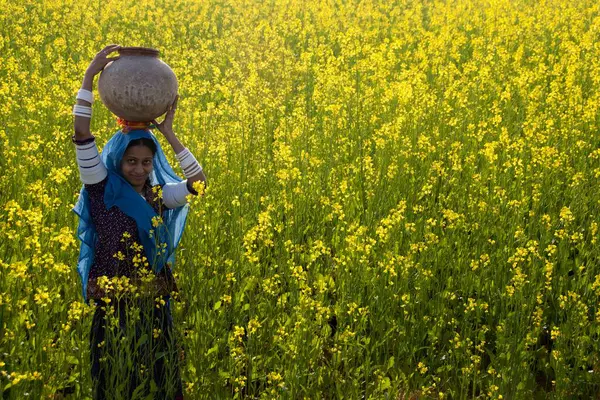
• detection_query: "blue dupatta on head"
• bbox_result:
[72,129,189,300]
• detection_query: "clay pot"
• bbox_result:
[98,47,178,122]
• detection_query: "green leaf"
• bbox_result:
[136,334,148,350]
[131,382,148,399]
[66,355,79,365]
[206,344,218,356]
[149,379,158,393]
[213,301,221,311]
[219,370,231,379]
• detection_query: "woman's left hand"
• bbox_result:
[152,95,178,137]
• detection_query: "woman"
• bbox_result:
[72,45,204,400]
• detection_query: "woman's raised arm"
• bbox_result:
[153,96,207,193]
[72,45,120,185]
[73,45,121,139]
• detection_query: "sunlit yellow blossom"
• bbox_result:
[247,318,261,335]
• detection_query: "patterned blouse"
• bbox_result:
[85,177,177,299]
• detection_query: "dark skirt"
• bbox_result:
[89,296,184,400]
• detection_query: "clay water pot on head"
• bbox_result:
[98,47,178,122]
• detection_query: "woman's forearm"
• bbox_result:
[163,130,185,154]
[81,71,94,91]
[164,131,206,188]
[73,72,95,139]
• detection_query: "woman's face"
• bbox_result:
[120,145,154,188]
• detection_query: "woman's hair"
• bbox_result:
[126,138,157,155]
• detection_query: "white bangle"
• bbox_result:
[73,105,92,113]
[176,148,203,178]
[76,89,94,104]
[73,105,92,118]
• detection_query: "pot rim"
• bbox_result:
[118,47,160,57]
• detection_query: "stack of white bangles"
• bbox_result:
[75,142,107,185]
[176,148,203,178]
[73,105,92,118]
[73,89,94,118]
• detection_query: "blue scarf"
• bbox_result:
[72,130,189,300]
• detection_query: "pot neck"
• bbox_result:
[118,47,159,57]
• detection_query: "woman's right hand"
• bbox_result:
[75,45,121,137]
[85,44,121,77]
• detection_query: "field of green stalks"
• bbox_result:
[2,0,600,398]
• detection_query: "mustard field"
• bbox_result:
[2,0,600,398]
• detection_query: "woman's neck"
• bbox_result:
[134,183,145,194]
